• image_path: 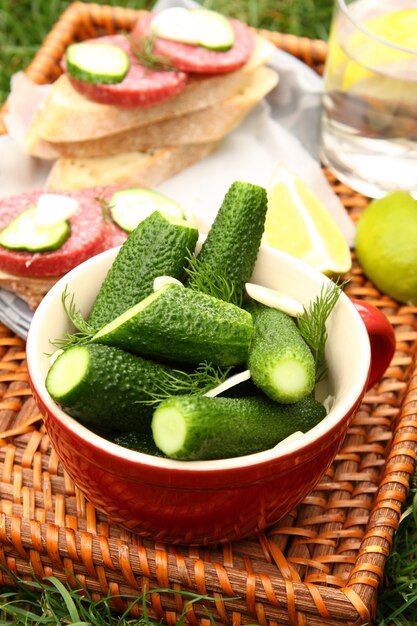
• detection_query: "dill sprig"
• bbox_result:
[185,253,243,307]
[95,195,113,224]
[50,286,96,351]
[129,32,178,72]
[137,362,232,406]
[296,279,348,382]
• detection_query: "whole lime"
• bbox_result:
[355,191,417,304]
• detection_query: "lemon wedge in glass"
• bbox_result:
[331,9,417,93]
[262,165,352,276]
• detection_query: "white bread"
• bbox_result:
[0,270,57,310]
[45,141,220,191]
[25,34,275,150]
[34,66,278,159]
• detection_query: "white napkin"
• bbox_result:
[158,97,355,240]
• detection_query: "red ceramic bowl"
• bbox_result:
[26,241,395,545]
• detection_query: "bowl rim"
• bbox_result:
[27,244,370,473]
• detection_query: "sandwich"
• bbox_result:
[24,7,279,190]
[0,185,186,309]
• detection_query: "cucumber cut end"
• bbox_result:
[152,405,187,456]
[46,346,89,400]
[269,359,314,402]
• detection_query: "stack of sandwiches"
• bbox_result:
[24,10,279,191]
[0,8,280,309]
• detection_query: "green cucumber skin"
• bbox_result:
[45,344,198,433]
[67,60,124,85]
[151,395,327,460]
[187,181,268,302]
[87,211,198,329]
[0,208,71,252]
[248,304,316,403]
[93,284,253,367]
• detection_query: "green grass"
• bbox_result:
[375,474,417,626]
[0,574,228,625]
[1,0,416,624]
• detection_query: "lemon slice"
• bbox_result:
[263,165,352,276]
[332,9,417,92]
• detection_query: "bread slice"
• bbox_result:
[36,66,278,159]
[45,140,220,191]
[25,34,275,150]
[0,270,57,310]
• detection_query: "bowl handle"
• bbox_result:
[352,300,396,391]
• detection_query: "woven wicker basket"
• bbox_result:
[1,3,417,624]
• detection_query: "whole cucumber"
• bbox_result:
[186,181,268,304]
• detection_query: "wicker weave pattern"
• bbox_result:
[1,4,417,624]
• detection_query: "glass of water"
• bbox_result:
[319,0,417,198]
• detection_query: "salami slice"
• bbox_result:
[132,14,254,74]
[102,221,129,248]
[67,35,188,107]
[0,190,108,277]
[89,186,129,248]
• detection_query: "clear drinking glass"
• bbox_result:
[319,0,417,198]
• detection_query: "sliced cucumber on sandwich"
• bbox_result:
[109,188,184,233]
[151,7,235,51]
[0,207,70,252]
[66,42,130,84]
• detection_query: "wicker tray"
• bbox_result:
[1,3,417,624]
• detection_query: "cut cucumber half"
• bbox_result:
[109,188,185,233]
[66,42,130,85]
[151,7,235,51]
[0,208,70,252]
[92,283,253,367]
